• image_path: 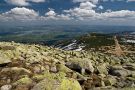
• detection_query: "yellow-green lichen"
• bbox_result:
[58,78,82,90]
[13,76,32,85]
[56,64,72,73]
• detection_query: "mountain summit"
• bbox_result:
[0,42,135,90]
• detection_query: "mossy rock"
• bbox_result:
[1,67,32,75]
[56,63,86,80]
[33,71,66,82]
[0,45,16,50]
[32,71,81,90]
[104,76,117,86]
[56,63,72,73]
[13,76,33,86]
[58,78,82,90]
[32,74,46,82]
[32,78,82,90]
[97,63,109,75]
[0,55,11,65]
[126,77,135,81]
[121,87,135,90]
[123,63,135,71]
[66,58,94,74]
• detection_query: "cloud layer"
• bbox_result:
[1,0,135,25]
[4,0,46,6]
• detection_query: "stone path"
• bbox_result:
[113,36,124,56]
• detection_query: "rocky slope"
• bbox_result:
[0,42,135,90]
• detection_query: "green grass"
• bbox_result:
[77,33,115,49]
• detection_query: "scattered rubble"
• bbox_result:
[0,42,135,90]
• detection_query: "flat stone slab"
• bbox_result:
[0,56,11,65]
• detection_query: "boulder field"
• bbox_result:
[0,42,135,90]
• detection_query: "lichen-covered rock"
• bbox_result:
[32,71,66,82]
[50,65,57,73]
[30,64,46,74]
[104,76,117,86]
[58,78,82,90]
[66,58,94,74]
[91,86,116,90]
[0,55,11,65]
[0,67,32,83]
[32,71,81,90]
[56,63,86,80]
[13,77,33,86]
[123,63,135,71]
[82,74,105,89]
[56,63,72,73]
[0,45,16,50]
[13,76,33,90]
[32,74,47,82]
[0,42,134,90]
[111,69,131,77]
[32,78,82,90]
[97,63,109,75]
[1,85,12,90]
[126,77,135,82]
[109,66,131,77]
[1,67,32,75]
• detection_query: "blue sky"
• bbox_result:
[0,0,135,26]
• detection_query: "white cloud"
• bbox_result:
[73,0,99,4]
[5,0,29,6]
[73,0,129,4]
[71,0,135,22]
[64,1,97,20]
[45,10,56,16]
[104,10,135,18]
[99,10,135,19]
[98,5,104,10]
[64,8,96,20]
[127,0,135,2]
[0,2,135,25]
[64,1,135,21]
[44,10,71,20]
[3,7,38,16]
[44,10,57,20]
[80,1,96,9]
[57,14,72,20]
[2,7,39,20]
[4,0,45,6]
[28,0,45,3]
[0,7,71,22]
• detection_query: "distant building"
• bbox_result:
[126,40,135,43]
[121,32,135,44]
